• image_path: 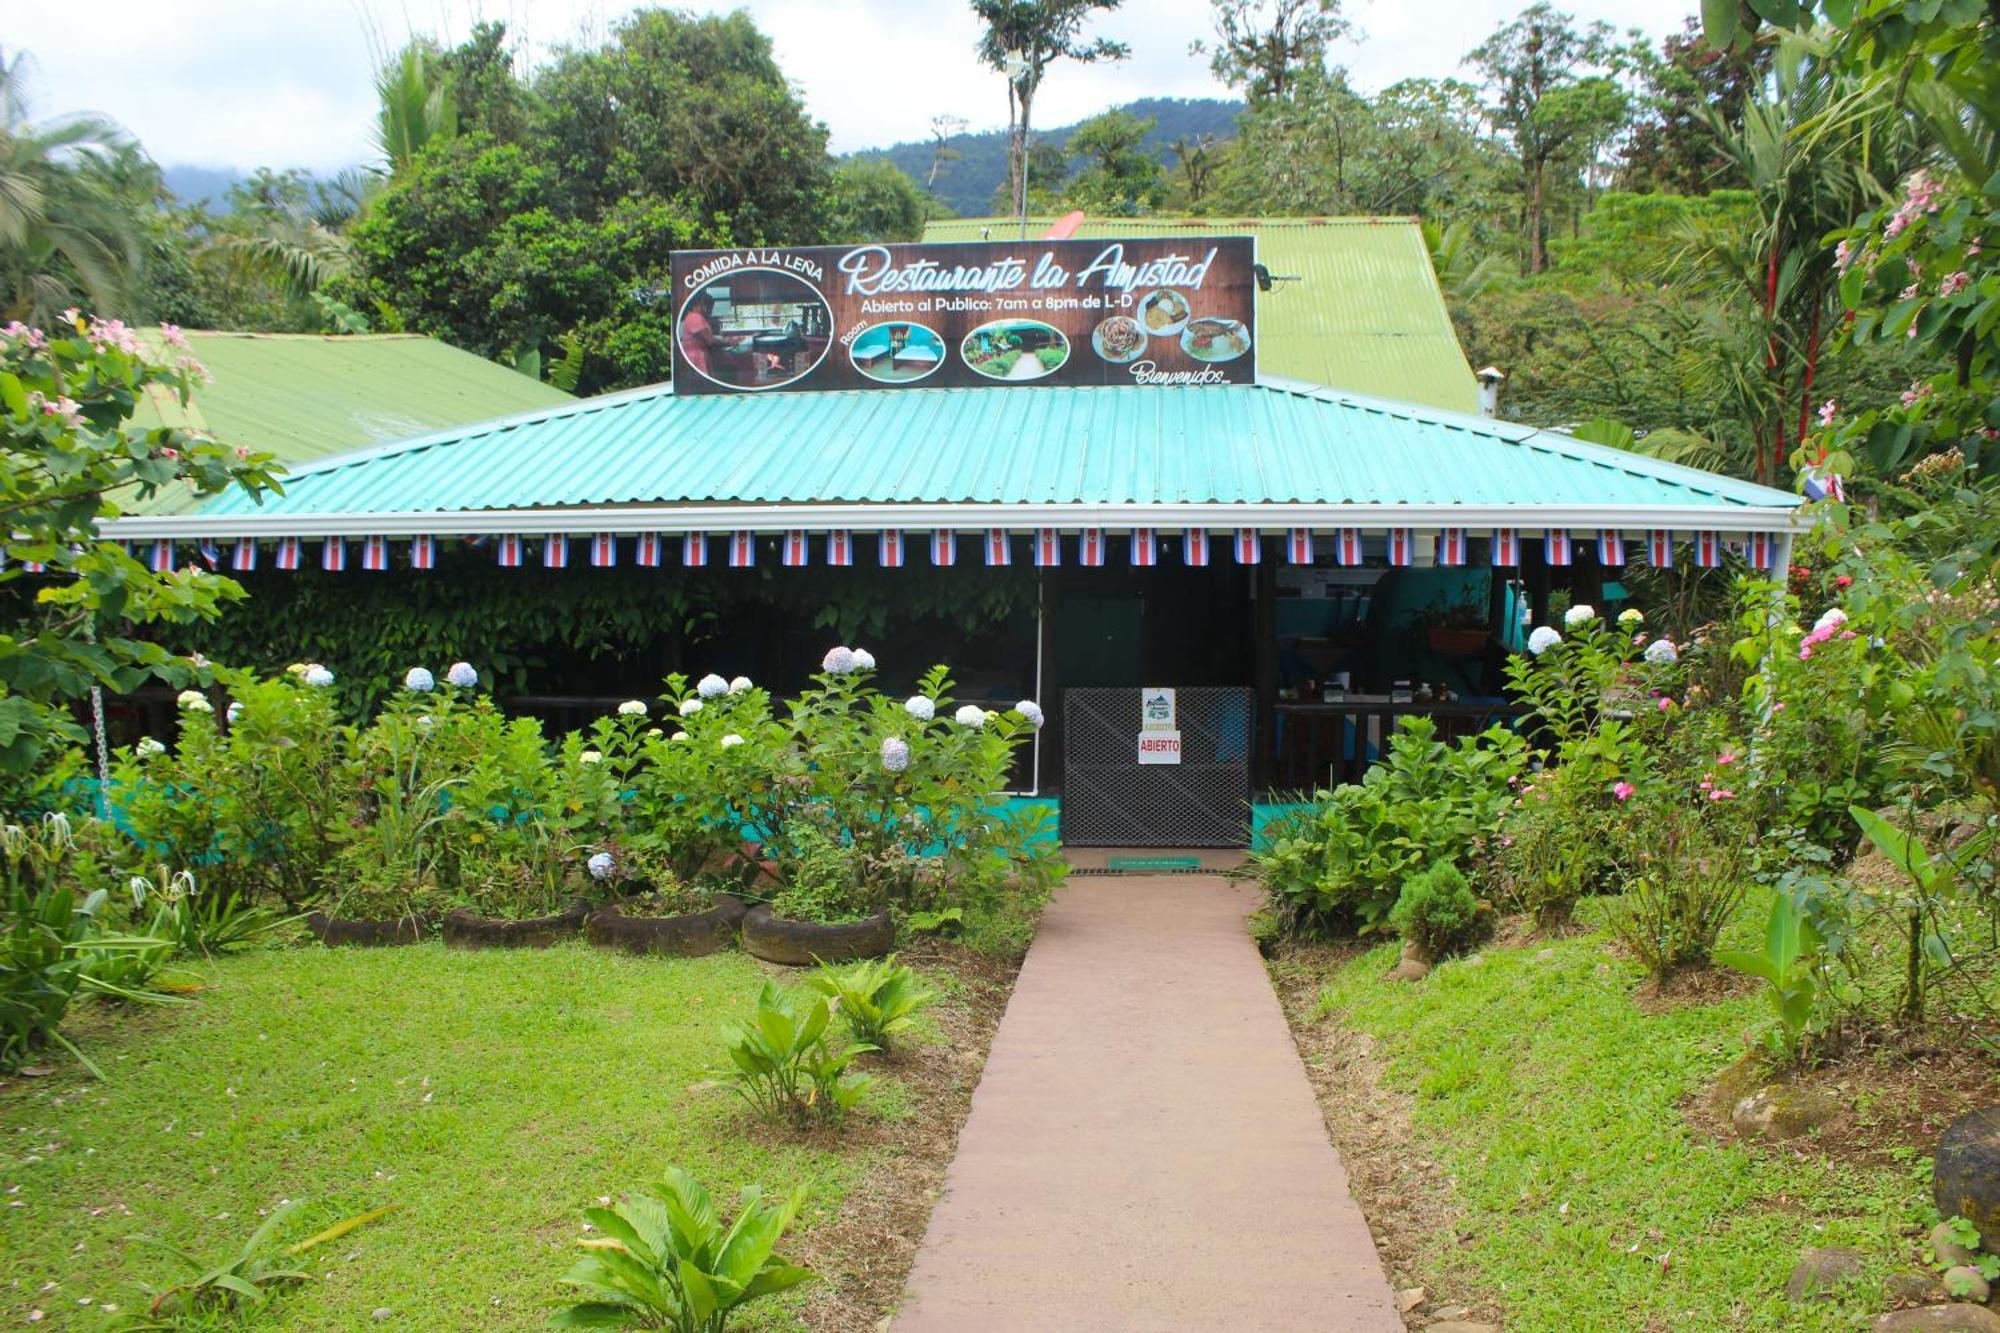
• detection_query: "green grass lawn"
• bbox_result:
[0,941,919,1330]
[1306,895,1937,1332]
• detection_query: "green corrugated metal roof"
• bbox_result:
[128,332,573,514]
[920,216,1479,413]
[175,379,1798,526]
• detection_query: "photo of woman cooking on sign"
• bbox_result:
[677,269,833,390]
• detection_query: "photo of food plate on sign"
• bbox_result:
[668,236,1256,395]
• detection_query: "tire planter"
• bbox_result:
[740,905,894,966]
[710,893,753,927]
[442,899,590,949]
[306,911,432,947]
[586,902,735,958]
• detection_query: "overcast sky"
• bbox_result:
[10,0,1684,174]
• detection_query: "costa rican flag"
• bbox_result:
[1596,529,1625,566]
[497,534,524,568]
[1436,528,1468,567]
[1694,531,1723,567]
[727,531,755,568]
[1801,463,1845,503]
[231,539,258,573]
[542,534,569,569]
[1287,528,1314,565]
[590,533,617,568]
[361,535,390,571]
[781,530,809,567]
[1746,531,1777,570]
[1079,528,1106,567]
[1648,530,1674,568]
[20,557,41,573]
[985,529,1012,566]
[930,530,956,566]
[827,530,853,567]
[149,540,175,573]
[1387,528,1416,567]
[274,536,302,571]
[682,533,709,567]
[321,538,347,572]
[1544,530,1573,566]
[1033,528,1060,567]
[635,533,663,567]
[878,530,906,568]
[1335,528,1364,566]
[197,539,223,570]
[1234,528,1260,564]
[1130,528,1157,567]
[410,534,436,570]
[1490,528,1521,567]
[1184,528,1211,566]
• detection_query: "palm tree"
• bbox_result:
[375,44,457,175]
[0,49,145,324]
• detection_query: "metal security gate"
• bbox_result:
[1060,687,1253,847]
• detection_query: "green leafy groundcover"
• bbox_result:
[1314,894,1923,1331]
[0,944,909,1329]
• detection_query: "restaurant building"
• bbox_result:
[106,222,1803,847]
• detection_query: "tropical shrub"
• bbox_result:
[1389,862,1488,960]
[124,1200,397,1327]
[809,955,935,1049]
[1607,801,1750,979]
[720,980,874,1125]
[1719,889,1832,1064]
[769,816,873,924]
[554,1169,812,1332]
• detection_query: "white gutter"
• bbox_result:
[103,501,1805,541]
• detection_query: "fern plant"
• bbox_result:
[808,955,935,1049]
[720,981,873,1125]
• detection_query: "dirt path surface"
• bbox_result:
[894,874,1403,1331]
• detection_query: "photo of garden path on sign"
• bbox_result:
[669,236,1257,394]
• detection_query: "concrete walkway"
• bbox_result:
[896,873,1403,1331]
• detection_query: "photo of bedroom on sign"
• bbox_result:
[676,267,832,391]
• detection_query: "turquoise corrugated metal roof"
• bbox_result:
[921,216,1480,413]
[190,379,1799,519]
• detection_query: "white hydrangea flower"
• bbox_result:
[404,667,435,693]
[1015,699,1045,729]
[1563,603,1597,627]
[905,695,935,721]
[822,645,857,674]
[586,851,615,881]
[175,689,212,713]
[720,733,744,748]
[304,665,334,687]
[617,700,647,716]
[1643,637,1680,664]
[881,736,911,772]
[1815,607,1848,631]
[579,750,602,765]
[645,727,662,738]
[955,704,987,727]
[678,697,704,717]
[445,661,478,688]
[1618,608,1644,626]
[284,663,308,676]
[728,675,752,694]
[670,731,689,743]
[416,714,435,731]
[225,701,242,724]
[696,673,728,698]
[852,648,877,671]
[135,736,166,757]
[1527,626,1563,656]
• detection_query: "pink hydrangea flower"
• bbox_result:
[1612,781,1635,801]
[1941,270,1972,298]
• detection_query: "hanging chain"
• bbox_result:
[89,684,111,820]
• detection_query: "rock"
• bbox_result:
[1397,1286,1427,1313]
[1731,1084,1844,1141]
[1943,1266,1991,1304]
[1887,1270,1947,1307]
[1430,1308,1473,1321]
[1533,948,1556,963]
[1874,1305,2000,1332]
[1786,1246,1866,1302]
[1931,1221,1980,1269]
[371,1310,393,1322]
[1935,1107,2000,1233]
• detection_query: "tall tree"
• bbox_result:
[1193,0,1349,104]
[970,0,1128,226]
[1063,109,1166,215]
[1620,19,1769,195]
[375,42,459,175]
[826,159,934,241]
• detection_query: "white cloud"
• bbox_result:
[9,0,1683,173]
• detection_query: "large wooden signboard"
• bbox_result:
[668,236,1257,395]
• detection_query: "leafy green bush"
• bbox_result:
[1389,862,1488,961]
[554,1168,812,1332]
[1608,802,1749,978]
[769,818,873,924]
[720,981,873,1125]
[809,955,935,1049]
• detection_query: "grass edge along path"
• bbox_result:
[1285,902,1930,1332]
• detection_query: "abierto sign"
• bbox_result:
[1137,731,1183,765]
[669,236,1256,395]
